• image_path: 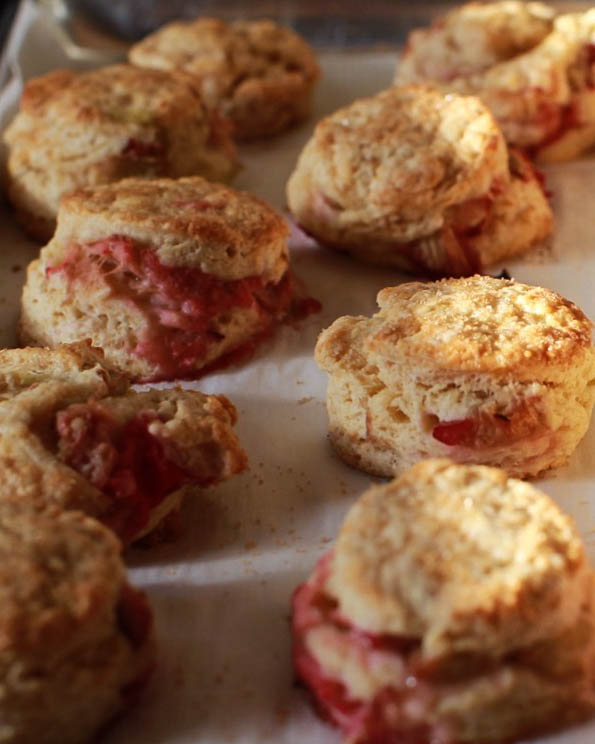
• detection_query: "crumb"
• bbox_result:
[11,265,21,272]
[298,396,313,405]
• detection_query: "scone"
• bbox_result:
[0,344,247,544]
[0,502,155,744]
[286,86,552,276]
[129,18,320,140]
[292,459,595,743]
[396,3,595,161]
[19,176,317,382]
[3,64,238,241]
[314,275,595,478]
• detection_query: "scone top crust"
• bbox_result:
[326,459,589,659]
[0,343,127,404]
[399,1,555,80]
[129,18,320,97]
[0,506,124,658]
[287,85,508,241]
[361,276,593,380]
[50,176,289,283]
[4,64,213,156]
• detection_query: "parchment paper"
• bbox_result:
[1,3,595,743]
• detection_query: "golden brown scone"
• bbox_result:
[19,175,317,382]
[129,18,320,140]
[0,502,155,744]
[3,64,239,242]
[286,86,552,276]
[292,459,595,743]
[396,4,595,161]
[0,345,247,544]
[315,275,595,478]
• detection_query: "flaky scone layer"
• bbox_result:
[292,460,595,743]
[3,65,238,241]
[0,503,155,744]
[129,18,320,140]
[315,276,595,478]
[287,86,552,275]
[0,345,247,544]
[397,4,595,160]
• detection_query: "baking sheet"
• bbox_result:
[2,3,595,743]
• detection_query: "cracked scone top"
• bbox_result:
[396,3,595,161]
[129,18,320,140]
[3,64,238,241]
[0,502,155,744]
[287,85,552,276]
[19,176,304,382]
[0,344,247,544]
[292,459,595,743]
[315,275,595,478]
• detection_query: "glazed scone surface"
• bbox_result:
[315,276,595,478]
[129,18,320,140]
[0,345,247,544]
[397,4,595,160]
[292,460,595,743]
[3,64,238,241]
[287,86,552,275]
[19,176,303,382]
[0,504,155,744]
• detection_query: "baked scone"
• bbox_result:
[0,344,247,544]
[292,459,595,743]
[19,175,317,382]
[0,502,155,744]
[129,18,320,140]
[3,64,238,241]
[396,4,595,161]
[286,86,552,276]
[315,275,595,478]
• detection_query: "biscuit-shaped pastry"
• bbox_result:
[0,345,247,544]
[3,64,238,241]
[315,276,595,478]
[396,4,595,161]
[129,18,320,141]
[19,176,316,382]
[286,86,552,276]
[292,459,595,743]
[0,502,155,744]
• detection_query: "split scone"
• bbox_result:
[3,64,238,241]
[0,502,155,744]
[129,18,320,140]
[292,459,595,743]
[20,176,317,382]
[0,344,247,544]
[396,3,595,161]
[286,86,552,276]
[314,275,595,478]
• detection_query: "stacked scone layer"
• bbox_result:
[129,18,320,140]
[315,275,595,478]
[293,459,595,743]
[287,85,552,275]
[0,501,156,744]
[0,344,247,544]
[19,176,304,382]
[396,2,595,161]
[3,64,238,241]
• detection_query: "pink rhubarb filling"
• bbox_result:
[47,234,320,381]
[56,402,221,542]
[292,553,453,744]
